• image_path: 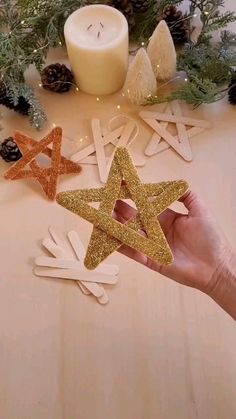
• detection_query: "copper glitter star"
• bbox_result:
[56,147,188,269]
[4,127,82,200]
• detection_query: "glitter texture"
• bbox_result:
[4,128,82,200]
[56,147,189,269]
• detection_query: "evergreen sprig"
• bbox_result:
[0,0,236,128]
[146,76,225,108]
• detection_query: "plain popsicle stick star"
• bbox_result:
[140,100,211,161]
[71,118,146,183]
[56,147,189,270]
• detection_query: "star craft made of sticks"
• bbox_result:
[56,147,189,270]
[140,100,212,161]
[70,118,146,183]
[4,127,82,200]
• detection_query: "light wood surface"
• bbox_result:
[1,2,236,418]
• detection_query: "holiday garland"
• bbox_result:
[0,0,236,129]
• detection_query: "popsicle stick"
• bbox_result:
[71,125,124,162]
[80,154,146,167]
[106,121,135,175]
[97,290,109,305]
[42,239,91,295]
[45,229,91,295]
[67,230,86,261]
[92,118,108,183]
[142,118,192,161]
[146,127,205,156]
[145,105,171,156]
[35,255,119,276]
[42,238,66,259]
[49,226,73,258]
[140,111,211,128]
[171,101,192,161]
[34,267,118,284]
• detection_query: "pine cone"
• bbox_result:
[110,0,135,31]
[131,0,150,14]
[0,137,22,162]
[228,72,236,105]
[41,63,74,93]
[158,6,189,45]
[0,82,30,115]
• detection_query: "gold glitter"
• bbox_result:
[56,147,189,269]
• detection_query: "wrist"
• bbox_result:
[206,249,236,319]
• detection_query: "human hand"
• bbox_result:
[114,190,231,295]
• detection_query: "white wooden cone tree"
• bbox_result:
[123,48,157,105]
[147,20,177,81]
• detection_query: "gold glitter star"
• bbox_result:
[56,147,189,269]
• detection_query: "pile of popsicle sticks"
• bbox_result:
[34,226,119,305]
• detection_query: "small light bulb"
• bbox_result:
[117,104,121,110]
[204,11,209,15]
[38,82,42,87]
[9,31,12,35]
[193,13,197,18]
[58,41,62,46]
[184,78,188,82]
[79,138,84,143]
[157,64,160,68]
[127,89,130,94]
[33,49,37,53]
[21,20,25,24]
[96,97,100,102]
[141,42,145,46]
[76,87,79,91]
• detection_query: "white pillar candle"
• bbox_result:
[64,5,129,95]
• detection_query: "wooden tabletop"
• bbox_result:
[1,2,236,418]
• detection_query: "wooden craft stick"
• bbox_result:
[34,267,118,284]
[142,118,192,161]
[140,111,211,128]
[107,121,135,175]
[71,126,124,162]
[43,234,91,295]
[67,230,86,260]
[80,154,146,167]
[146,127,205,156]
[35,256,119,276]
[67,230,107,298]
[49,226,73,258]
[97,289,109,305]
[42,238,66,259]
[171,100,192,161]
[92,118,108,183]
[145,104,171,156]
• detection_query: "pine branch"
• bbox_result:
[203,11,236,33]
[146,76,225,107]
[178,42,235,85]
[131,0,184,43]
[6,81,47,129]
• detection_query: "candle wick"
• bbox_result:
[97,31,100,38]
[100,22,104,28]
[87,24,93,30]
